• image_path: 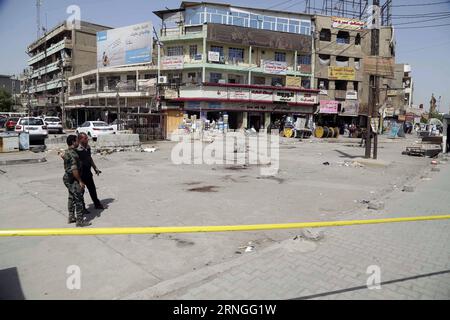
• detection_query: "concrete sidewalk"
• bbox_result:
[125,161,450,300]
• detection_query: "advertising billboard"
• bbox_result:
[319,100,339,114]
[97,22,152,68]
[328,67,356,81]
[262,60,288,75]
[332,17,365,30]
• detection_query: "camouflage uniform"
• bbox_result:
[63,148,84,224]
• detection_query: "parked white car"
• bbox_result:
[43,116,63,134]
[14,117,48,142]
[76,121,115,140]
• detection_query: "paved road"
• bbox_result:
[127,158,450,300]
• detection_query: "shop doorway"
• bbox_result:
[248,113,263,131]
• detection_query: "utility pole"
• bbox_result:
[366,0,380,159]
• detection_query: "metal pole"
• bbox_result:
[365,0,380,159]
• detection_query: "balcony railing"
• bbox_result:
[28,39,73,66]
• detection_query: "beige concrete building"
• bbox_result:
[20,21,111,116]
[312,14,395,127]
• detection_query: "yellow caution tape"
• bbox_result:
[0,215,449,237]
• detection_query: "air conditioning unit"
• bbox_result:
[158,76,168,84]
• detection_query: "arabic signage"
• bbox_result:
[341,100,359,116]
[208,51,220,62]
[161,56,184,70]
[332,17,365,30]
[364,56,395,78]
[319,100,339,114]
[185,101,314,113]
[346,90,358,100]
[179,86,318,105]
[328,67,356,80]
[286,76,301,87]
[97,22,152,68]
[262,60,288,75]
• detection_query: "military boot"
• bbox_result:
[76,217,91,227]
[68,214,76,224]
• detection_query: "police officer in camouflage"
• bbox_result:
[63,135,91,227]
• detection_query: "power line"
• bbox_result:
[391,0,450,7]
[393,15,450,26]
[395,22,450,29]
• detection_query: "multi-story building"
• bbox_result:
[312,14,395,127]
[154,1,320,134]
[66,63,159,126]
[21,21,111,116]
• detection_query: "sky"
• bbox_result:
[0,0,449,111]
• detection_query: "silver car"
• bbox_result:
[43,116,64,134]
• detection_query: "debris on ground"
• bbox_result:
[142,147,157,153]
[431,160,439,165]
[322,161,330,165]
[402,185,415,192]
[244,246,255,253]
[431,167,441,172]
[368,200,385,210]
[298,228,325,241]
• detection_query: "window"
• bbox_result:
[271,77,283,86]
[355,33,361,45]
[253,76,266,85]
[300,21,311,35]
[353,81,359,91]
[301,79,311,89]
[297,54,311,65]
[185,7,204,25]
[336,56,349,67]
[210,46,224,56]
[320,29,331,41]
[336,31,350,44]
[318,79,329,90]
[228,47,244,63]
[228,74,243,84]
[335,80,347,90]
[275,52,286,62]
[318,54,330,66]
[167,46,183,56]
[354,58,361,70]
[187,72,198,83]
[189,45,198,58]
[210,72,222,83]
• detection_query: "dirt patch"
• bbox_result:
[183,181,202,186]
[174,239,195,247]
[187,185,219,192]
[257,176,285,184]
[225,165,248,171]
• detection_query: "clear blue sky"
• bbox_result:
[1,0,449,111]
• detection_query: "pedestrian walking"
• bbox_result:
[62,135,91,227]
[77,132,105,210]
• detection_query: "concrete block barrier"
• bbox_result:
[95,134,141,148]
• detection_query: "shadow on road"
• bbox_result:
[0,267,25,300]
[334,149,363,159]
[292,269,450,300]
[85,198,115,223]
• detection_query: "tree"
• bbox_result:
[0,88,12,112]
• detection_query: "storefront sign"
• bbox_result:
[161,56,184,70]
[202,86,228,99]
[286,76,301,87]
[274,91,296,102]
[229,88,250,100]
[319,100,339,114]
[297,94,317,104]
[346,90,358,100]
[332,17,365,30]
[262,60,288,75]
[328,67,356,80]
[208,51,220,62]
[341,100,359,116]
[250,89,273,102]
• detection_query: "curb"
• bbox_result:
[0,158,47,166]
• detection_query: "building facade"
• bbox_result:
[312,14,395,128]
[21,21,111,117]
[154,1,320,135]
